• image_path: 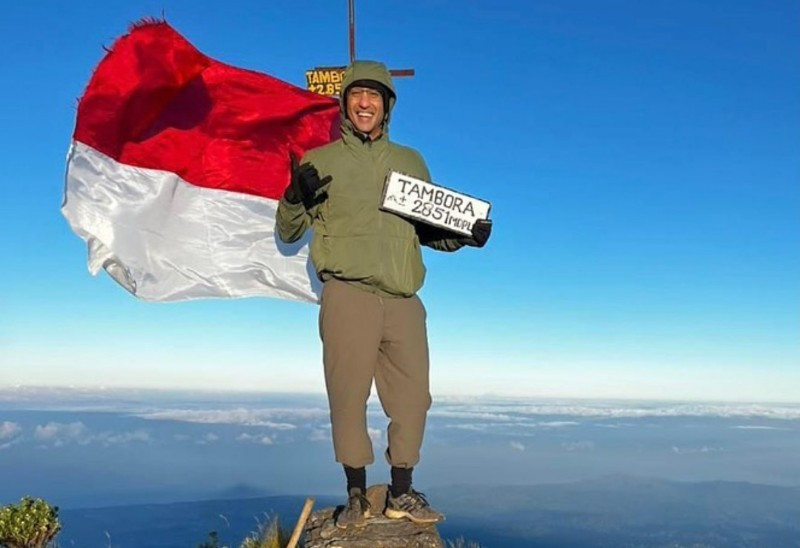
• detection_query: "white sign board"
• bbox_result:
[380,172,491,236]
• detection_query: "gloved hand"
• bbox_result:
[284,152,332,209]
[461,219,492,248]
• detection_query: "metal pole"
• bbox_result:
[348,0,356,63]
[390,69,415,77]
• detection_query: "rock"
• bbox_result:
[302,484,444,548]
[365,484,389,514]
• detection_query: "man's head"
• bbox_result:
[341,61,396,140]
[346,80,388,140]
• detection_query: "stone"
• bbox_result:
[365,483,389,514]
[302,484,444,548]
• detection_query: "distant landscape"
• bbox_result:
[55,478,800,547]
[2,388,799,546]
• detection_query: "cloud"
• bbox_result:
[444,423,490,432]
[5,388,800,421]
[236,433,274,445]
[34,422,90,446]
[535,421,579,428]
[0,421,22,440]
[732,425,788,431]
[509,441,525,452]
[443,419,578,433]
[304,426,378,443]
[33,422,150,447]
[195,433,220,445]
[429,410,516,422]
[431,401,800,421]
[368,427,383,444]
[562,441,595,452]
[136,408,318,428]
[96,430,151,446]
[0,423,23,451]
[671,445,723,455]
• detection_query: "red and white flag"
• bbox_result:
[62,21,339,303]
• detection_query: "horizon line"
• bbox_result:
[1,384,799,406]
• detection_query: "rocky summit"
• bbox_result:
[303,484,444,548]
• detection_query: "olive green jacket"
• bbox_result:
[276,60,464,298]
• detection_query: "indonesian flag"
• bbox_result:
[62,21,339,303]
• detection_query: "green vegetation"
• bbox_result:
[0,497,61,548]
[197,515,289,548]
[197,530,222,548]
[239,516,289,548]
[238,514,289,548]
[446,538,483,548]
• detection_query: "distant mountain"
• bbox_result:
[212,483,273,501]
[58,477,800,547]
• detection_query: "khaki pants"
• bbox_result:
[319,279,431,469]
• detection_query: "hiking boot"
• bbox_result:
[336,488,371,529]
[384,489,445,524]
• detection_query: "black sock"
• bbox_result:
[344,465,366,493]
[390,466,413,497]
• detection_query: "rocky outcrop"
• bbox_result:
[302,484,444,548]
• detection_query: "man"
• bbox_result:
[276,60,491,529]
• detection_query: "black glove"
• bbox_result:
[461,219,492,248]
[284,152,332,209]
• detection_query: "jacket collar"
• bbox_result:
[341,118,388,151]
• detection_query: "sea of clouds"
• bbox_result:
[2,386,799,507]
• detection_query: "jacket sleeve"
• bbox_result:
[276,151,323,243]
[416,223,467,252]
[276,197,313,243]
[411,150,467,252]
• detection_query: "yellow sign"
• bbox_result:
[306,67,346,97]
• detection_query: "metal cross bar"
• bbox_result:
[348,0,414,78]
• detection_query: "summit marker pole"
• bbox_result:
[305,2,414,96]
[349,0,356,63]
[347,0,414,78]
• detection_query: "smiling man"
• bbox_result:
[347,83,384,139]
[277,60,491,529]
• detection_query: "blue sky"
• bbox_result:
[0,0,798,401]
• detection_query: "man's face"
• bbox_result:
[346,86,385,140]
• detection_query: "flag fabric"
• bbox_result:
[62,21,339,303]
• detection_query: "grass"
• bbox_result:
[446,537,484,548]
[195,514,289,548]
[238,514,289,548]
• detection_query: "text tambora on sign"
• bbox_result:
[306,67,346,96]
[380,172,491,236]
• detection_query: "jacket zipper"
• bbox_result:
[369,140,383,286]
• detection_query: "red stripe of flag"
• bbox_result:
[74,21,339,200]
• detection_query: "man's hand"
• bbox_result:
[460,219,492,248]
[284,152,333,209]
